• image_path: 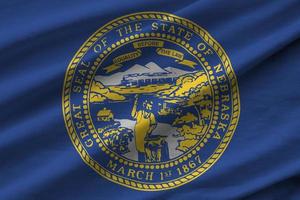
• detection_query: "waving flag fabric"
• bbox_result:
[1,0,300,199]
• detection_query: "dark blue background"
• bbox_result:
[1,0,300,199]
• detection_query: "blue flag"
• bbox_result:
[1,0,300,199]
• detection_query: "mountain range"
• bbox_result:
[95,62,193,86]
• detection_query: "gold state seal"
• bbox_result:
[62,12,240,191]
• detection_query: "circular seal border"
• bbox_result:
[62,12,240,191]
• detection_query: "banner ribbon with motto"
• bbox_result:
[156,48,197,68]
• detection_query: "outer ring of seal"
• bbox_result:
[62,12,240,191]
